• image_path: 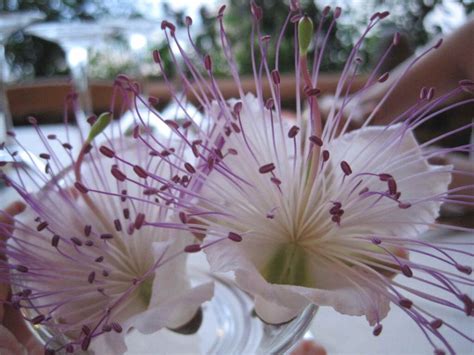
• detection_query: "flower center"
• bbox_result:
[261,242,314,287]
[138,276,154,307]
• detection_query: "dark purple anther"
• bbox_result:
[185,162,196,174]
[51,235,60,248]
[71,237,82,246]
[399,298,413,309]
[388,179,397,195]
[85,240,94,247]
[231,122,241,133]
[114,219,122,232]
[322,5,331,17]
[288,125,300,138]
[99,146,115,158]
[340,161,352,176]
[100,234,114,240]
[322,150,330,162]
[111,167,127,182]
[133,165,148,179]
[95,256,104,263]
[309,136,323,146]
[378,11,389,19]
[401,265,413,278]
[456,264,472,275]
[228,148,238,155]
[271,70,281,85]
[39,153,50,160]
[259,163,275,174]
[135,213,146,230]
[165,120,179,130]
[204,54,212,71]
[460,294,473,316]
[378,173,392,181]
[434,38,443,49]
[430,319,443,329]
[102,324,112,332]
[305,87,321,97]
[112,322,123,333]
[153,50,161,64]
[228,232,243,242]
[36,221,48,232]
[398,202,411,209]
[28,116,38,125]
[185,244,202,253]
[88,272,96,284]
[66,344,74,353]
[373,324,383,336]
[74,182,89,194]
[334,7,342,19]
[185,16,193,26]
[123,208,130,219]
[31,314,45,325]
[84,225,92,237]
[233,102,243,114]
[63,143,73,150]
[179,212,187,224]
[371,237,382,245]
[47,134,56,140]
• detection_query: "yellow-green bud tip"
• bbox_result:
[87,112,112,143]
[298,15,313,55]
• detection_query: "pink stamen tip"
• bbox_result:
[434,38,443,49]
[251,2,263,20]
[304,87,321,97]
[334,7,342,19]
[228,148,238,155]
[133,165,148,179]
[100,234,113,240]
[185,16,193,26]
[148,96,159,105]
[112,322,123,333]
[265,98,274,109]
[39,153,51,160]
[378,173,392,181]
[99,146,115,158]
[27,116,38,125]
[153,50,161,64]
[63,143,73,150]
[371,237,382,245]
[161,20,176,34]
[95,256,104,263]
[259,163,276,174]
[271,177,281,186]
[218,5,226,16]
[74,182,89,194]
[378,72,389,83]
[309,135,323,146]
[373,324,383,336]
[288,125,300,138]
[86,115,97,126]
[322,6,331,17]
[393,32,400,45]
[47,134,56,140]
[185,244,202,253]
[204,54,213,71]
[228,232,242,242]
[434,350,446,355]
[340,161,352,176]
[378,11,390,19]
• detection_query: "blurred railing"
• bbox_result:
[7,73,367,123]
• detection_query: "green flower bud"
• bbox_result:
[87,112,112,143]
[298,15,314,55]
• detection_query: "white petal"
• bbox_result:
[0,325,27,355]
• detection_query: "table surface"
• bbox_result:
[1,125,472,354]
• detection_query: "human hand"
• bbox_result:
[0,201,43,354]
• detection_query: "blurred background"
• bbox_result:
[0,0,472,125]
